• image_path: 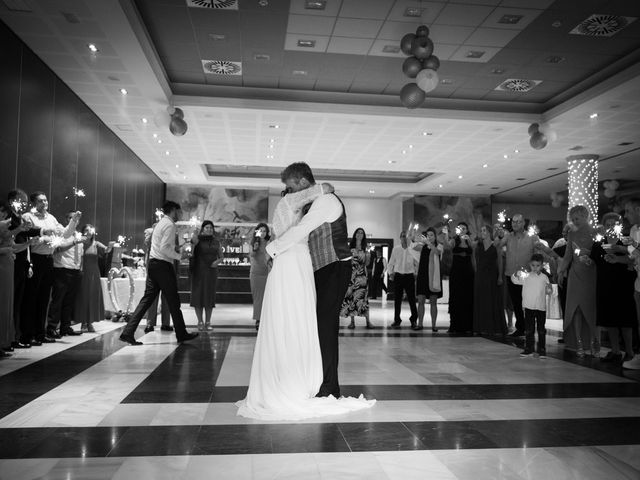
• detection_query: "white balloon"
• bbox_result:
[416,68,439,93]
[609,180,620,190]
[154,110,171,128]
[604,188,616,198]
[166,106,176,115]
[603,181,612,189]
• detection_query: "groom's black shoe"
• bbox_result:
[390,320,402,329]
[120,335,143,345]
[177,332,199,343]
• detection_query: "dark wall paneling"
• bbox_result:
[0,24,21,197]
[49,83,80,218]
[0,20,164,242]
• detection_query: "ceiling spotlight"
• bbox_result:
[458,175,463,179]
[269,144,274,149]
[119,88,128,95]
[482,164,488,168]
[590,113,598,119]
[438,184,443,188]
[183,176,187,179]
[269,124,279,129]
[165,151,170,155]
[408,144,413,149]
[270,138,275,143]
[402,150,406,154]
[175,164,179,168]
[153,133,158,138]
[157,139,162,144]
[422,131,432,136]
[388,160,396,164]
[514,149,519,153]
[87,43,99,53]
[369,190,375,194]
[258,0,268,6]
[141,117,148,124]
[503,154,508,159]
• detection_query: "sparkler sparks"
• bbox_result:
[527,225,538,237]
[189,216,200,228]
[11,200,25,213]
[73,187,85,198]
[455,226,462,236]
[595,233,604,242]
[497,210,506,224]
[155,208,164,221]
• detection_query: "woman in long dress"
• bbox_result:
[0,202,15,356]
[249,222,271,331]
[237,184,375,421]
[559,205,597,356]
[447,222,475,334]
[473,225,507,335]
[190,221,223,331]
[341,227,372,329]
[75,224,109,332]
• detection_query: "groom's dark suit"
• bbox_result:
[266,190,352,397]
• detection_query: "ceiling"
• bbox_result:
[1,0,640,203]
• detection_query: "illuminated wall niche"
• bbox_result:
[567,154,599,225]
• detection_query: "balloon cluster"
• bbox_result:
[550,192,564,208]
[528,123,558,150]
[399,25,440,109]
[154,106,188,136]
[603,180,620,199]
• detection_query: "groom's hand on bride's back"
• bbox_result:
[321,182,334,194]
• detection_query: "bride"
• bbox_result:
[236,183,375,421]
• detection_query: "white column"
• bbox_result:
[567,154,599,224]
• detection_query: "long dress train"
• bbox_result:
[236,186,375,420]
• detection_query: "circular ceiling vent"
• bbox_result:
[187,0,238,9]
[202,60,242,75]
[570,14,635,37]
[495,78,541,92]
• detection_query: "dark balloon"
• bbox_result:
[169,117,188,136]
[422,55,440,71]
[402,57,423,78]
[416,25,430,37]
[410,36,434,60]
[400,33,416,55]
[528,123,539,136]
[172,107,184,119]
[530,131,547,149]
[400,83,426,109]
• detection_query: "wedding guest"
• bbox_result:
[511,253,553,357]
[75,224,109,332]
[143,222,172,333]
[47,212,85,338]
[552,223,572,343]
[250,222,271,330]
[0,201,15,356]
[387,230,418,328]
[621,198,640,369]
[495,224,514,330]
[21,193,80,345]
[447,222,474,335]
[120,200,198,345]
[473,225,507,336]
[341,227,373,329]
[7,189,39,349]
[369,246,387,299]
[558,206,597,357]
[414,227,443,331]
[190,220,223,331]
[591,213,635,363]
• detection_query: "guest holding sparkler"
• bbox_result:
[592,213,636,362]
[558,206,597,357]
[75,224,110,332]
[21,192,80,345]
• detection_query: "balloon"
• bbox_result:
[416,25,430,37]
[172,107,184,119]
[400,33,415,55]
[410,36,434,60]
[604,188,616,198]
[169,117,188,136]
[402,57,423,78]
[609,180,620,190]
[529,131,547,149]
[154,110,171,128]
[550,192,558,200]
[416,68,439,93]
[422,55,440,71]
[603,181,612,189]
[527,123,539,136]
[551,200,561,208]
[400,83,426,109]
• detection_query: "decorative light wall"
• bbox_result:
[567,155,599,224]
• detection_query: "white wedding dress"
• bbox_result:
[236,186,375,421]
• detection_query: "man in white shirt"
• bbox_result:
[21,192,80,345]
[47,212,86,338]
[387,230,418,328]
[622,198,640,369]
[120,201,198,345]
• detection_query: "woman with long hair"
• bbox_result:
[447,222,475,334]
[250,222,271,330]
[75,224,109,332]
[340,227,372,329]
[473,224,506,335]
[414,227,443,331]
[190,220,223,331]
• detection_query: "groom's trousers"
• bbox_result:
[314,260,352,397]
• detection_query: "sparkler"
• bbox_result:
[48,236,64,249]
[455,226,462,236]
[607,223,623,239]
[117,235,126,245]
[527,225,538,237]
[11,200,25,213]
[155,208,164,221]
[74,231,82,241]
[73,187,85,198]
[189,215,200,228]
[497,210,506,224]
[594,233,604,243]
[87,226,96,236]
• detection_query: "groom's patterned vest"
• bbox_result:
[305,193,350,272]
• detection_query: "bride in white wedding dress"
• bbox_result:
[236,184,375,421]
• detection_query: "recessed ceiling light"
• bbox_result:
[503,154,508,159]
[388,160,396,164]
[157,139,162,144]
[208,33,226,41]
[482,164,488,168]
[297,39,316,48]
[270,138,275,143]
[269,124,279,129]
[369,190,375,194]
[382,45,401,53]
[269,144,274,149]
[440,79,453,85]
[183,176,187,179]
[119,88,128,95]
[402,150,406,154]
[491,68,505,74]
[292,70,308,76]
[141,118,148,124]
[422,131,432,136]
[153,133,158,138]
[305,0,326,10]
[590,113,598,119]
[165,151,170,155]
[498,14,524,24]
[458,175,463,179]
[175,164,179,168]
[408,144,413,149]
[466,50,485,59]
[438,184,443,188]
[253,53,271,61]
[514,149,519,153]
[404,7,423,17]
[87,43,99,53]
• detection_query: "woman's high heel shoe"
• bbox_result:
[197,322,205,332]
[576,339,585,357]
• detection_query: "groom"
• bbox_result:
[266,162,352,397]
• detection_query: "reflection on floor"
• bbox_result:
[0,302,638,479]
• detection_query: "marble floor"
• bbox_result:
[0,301,638,479]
